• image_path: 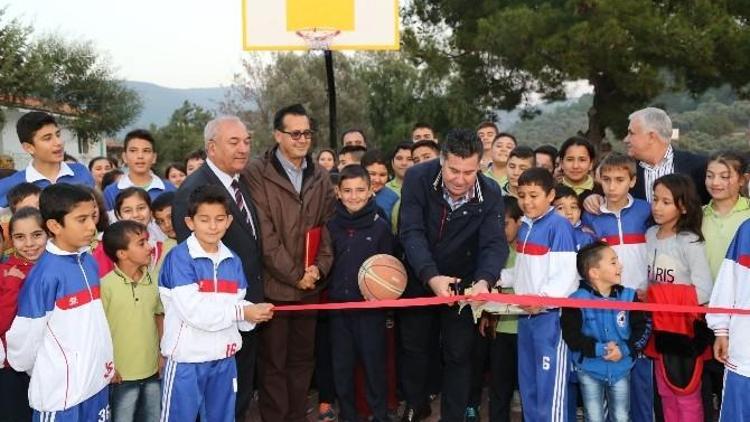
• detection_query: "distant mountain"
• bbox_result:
[123,81,230,131]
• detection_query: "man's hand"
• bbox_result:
[297,272,317,290]
[583,194,604,215]
[714,336,729,364]
[471,280,490,296]
[244,303,275,323]
[428,276,459,298]
[479,312,498,339]
[305,265,321,282]
[603,341,622,362]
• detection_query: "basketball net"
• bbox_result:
[295,27,341,51]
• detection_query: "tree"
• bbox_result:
[152,101,213,167]
[404,0,750,149]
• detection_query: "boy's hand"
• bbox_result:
[428,276,459,298]
[479,312,497,339]
[583,194,603,215]
[244,303,274,323]
[714,336,729,364]
[4,266,25,280]
[111,370,122,384]
[520,305,544,314]
[604,341,622,362]
[158,356,166,379]
[636,289,647,302]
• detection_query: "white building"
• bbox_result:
[0,103,106,170]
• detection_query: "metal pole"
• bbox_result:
[324,49,337,150]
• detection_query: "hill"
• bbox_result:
[123,81,228,130]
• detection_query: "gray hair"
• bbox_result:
[203,115,245,145]
[628,107,672,143]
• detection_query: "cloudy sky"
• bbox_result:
[6,0,252,88]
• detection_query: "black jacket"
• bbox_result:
[398,159,507,297]
[172,162,264,303]
[327,200,393,301]
[633,148,709,204]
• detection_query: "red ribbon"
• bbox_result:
[273,292,750,315]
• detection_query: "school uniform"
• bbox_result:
[0,162,94,208]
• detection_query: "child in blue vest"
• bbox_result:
[327,164,393,422]
[553,184,596,251]
[561,241,651,422]
[158,185,274,422]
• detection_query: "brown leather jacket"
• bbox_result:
[244,147,335,302]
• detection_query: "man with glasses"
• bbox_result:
[245,104,336,422]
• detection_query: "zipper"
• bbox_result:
[616,213,624,245]
[77,254,93,298]
[438,205,448,241]
[521,220,533,253]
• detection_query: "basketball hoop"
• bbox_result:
[295,27,341,51]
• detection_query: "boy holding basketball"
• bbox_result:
[327,164,394,422]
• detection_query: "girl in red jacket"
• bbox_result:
[0,207,47,422]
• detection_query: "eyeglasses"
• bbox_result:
[280,130,315,140]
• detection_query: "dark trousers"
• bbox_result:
[235,330,258,420]
[315,311,336,404]
[489,333,518,422]
[440,305,478,422]
[258,294,318,422]
[469,329,490,408]
[398,305,442,411]
[0,367,31,422]
[702,358,724,422]
[331,310,388,422]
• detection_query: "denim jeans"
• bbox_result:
[110,374,161,422]
[578,370,630,422]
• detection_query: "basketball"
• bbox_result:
[358,254,407,301]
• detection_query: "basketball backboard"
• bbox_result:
[242,0,400,51]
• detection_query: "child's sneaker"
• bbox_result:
[318,403,337,422]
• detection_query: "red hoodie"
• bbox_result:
[0,254,35,367]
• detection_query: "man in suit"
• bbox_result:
[172,115,265,421]
[585,107,709,213]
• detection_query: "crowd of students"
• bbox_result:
[1,105,750,422]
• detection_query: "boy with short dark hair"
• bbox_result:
[561,241,650,422]
[103,129,176,210]
[338,145,368,171]
[554,184,596,251]
[410,140,439,165]
[0,111,95,209]
[158,185,274,422]
[101,220,162,422]
[184,148,206,175]
[361,149,399,222]
[504,146,536,197]
[328,164,394,422]
[581,152,654,421]
[6,184,114,421]
[512,167,578,421]
[7,182,42,213]
[151,191,178,253]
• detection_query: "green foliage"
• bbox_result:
[405,0,750,148]
[152,101,213,168]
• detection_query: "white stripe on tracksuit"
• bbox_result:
[160,359,178,422]
[552,335,567,422]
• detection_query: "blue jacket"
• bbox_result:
[374,186,399,224]
[561,283,651,385]
[399,159,506,296]
[327,200,393,301]
[103,172,176,210]
[573,222,596,251]
[0,162,94,208]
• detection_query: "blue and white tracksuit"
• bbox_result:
[512,207,578,422]
[582,195,654,421]
[6,241,114,420]
[707,220,750,421]
[158,234,255,422]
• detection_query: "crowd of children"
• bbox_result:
[2,106,750,422]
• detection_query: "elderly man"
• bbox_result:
[398,129,506,421]
[585,107,708,213]
[172,115,266,420]
[245,104,335,422]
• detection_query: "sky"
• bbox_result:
[5,0,252,89]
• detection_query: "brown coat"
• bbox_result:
[244,147,335,302]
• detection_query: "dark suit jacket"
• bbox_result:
[632,148,709,204]
[172,163,264,303]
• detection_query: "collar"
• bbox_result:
[599,194,635,215]
[25,162,74,183]
[563,175,594,192]
[580,280,624,298]
[117,172,165,191]
[520,206,556,226]
[112,264,152,285]
[206,158,239,189]
[431,168,484,203]
[185,233,234,263]
[704,197,750,217]
[275,148,308,173]
[45,239,89,256]
[640,145,674,171]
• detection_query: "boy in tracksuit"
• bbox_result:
[512,168,578,422]
[582,152,654,421]
[6,184,114,421]
[561,241,651,422]
[158,185,274,422]
[707,219,750,421]
[327,165,394,422]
